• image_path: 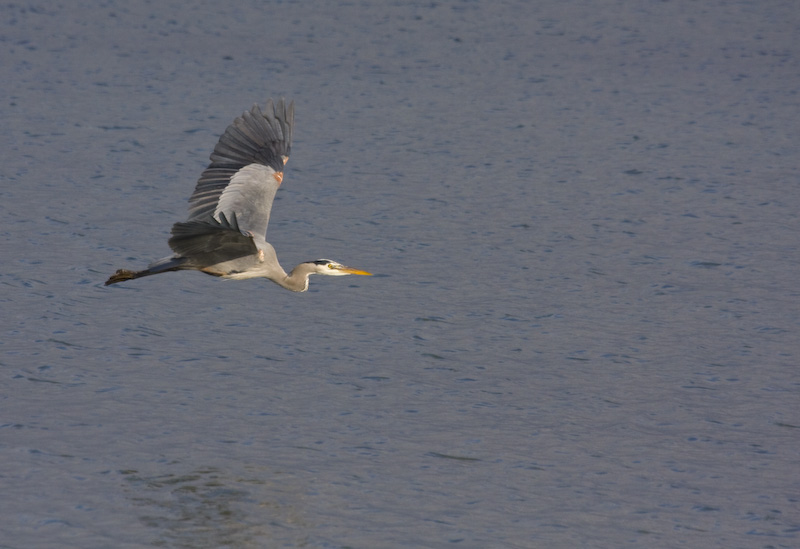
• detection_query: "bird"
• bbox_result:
[105,98,372,292]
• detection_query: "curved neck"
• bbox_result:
[278,263,316,292]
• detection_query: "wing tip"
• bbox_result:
[208,97,293,169]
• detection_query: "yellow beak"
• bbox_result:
[339,266,372,276]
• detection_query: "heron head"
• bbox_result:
[310,259,372,276]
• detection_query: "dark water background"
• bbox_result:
[3,1,798,547]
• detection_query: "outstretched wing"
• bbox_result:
[186,98,294,239]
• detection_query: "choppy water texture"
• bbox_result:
[3,1,799,547]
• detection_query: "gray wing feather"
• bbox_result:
[212,163,280,238]
[169,212,257,267]
[186,98,294,239]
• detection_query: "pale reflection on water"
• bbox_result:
[122,467,306,548]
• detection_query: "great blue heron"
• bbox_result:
[105,99,371,292]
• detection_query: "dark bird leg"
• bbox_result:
[105,257,187,286]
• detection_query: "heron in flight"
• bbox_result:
[105,99,371,292]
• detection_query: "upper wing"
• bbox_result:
[186,98,294,239]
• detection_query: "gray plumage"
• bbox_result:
[105,99,371,291]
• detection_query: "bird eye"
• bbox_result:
[327,263,335,269]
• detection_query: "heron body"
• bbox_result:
[105,99,371,292]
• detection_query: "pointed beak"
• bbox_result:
[339,266,372,276]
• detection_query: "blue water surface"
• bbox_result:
[2,1,798,547]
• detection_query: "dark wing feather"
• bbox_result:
[186,99,294,239]
[169,212,258,267]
